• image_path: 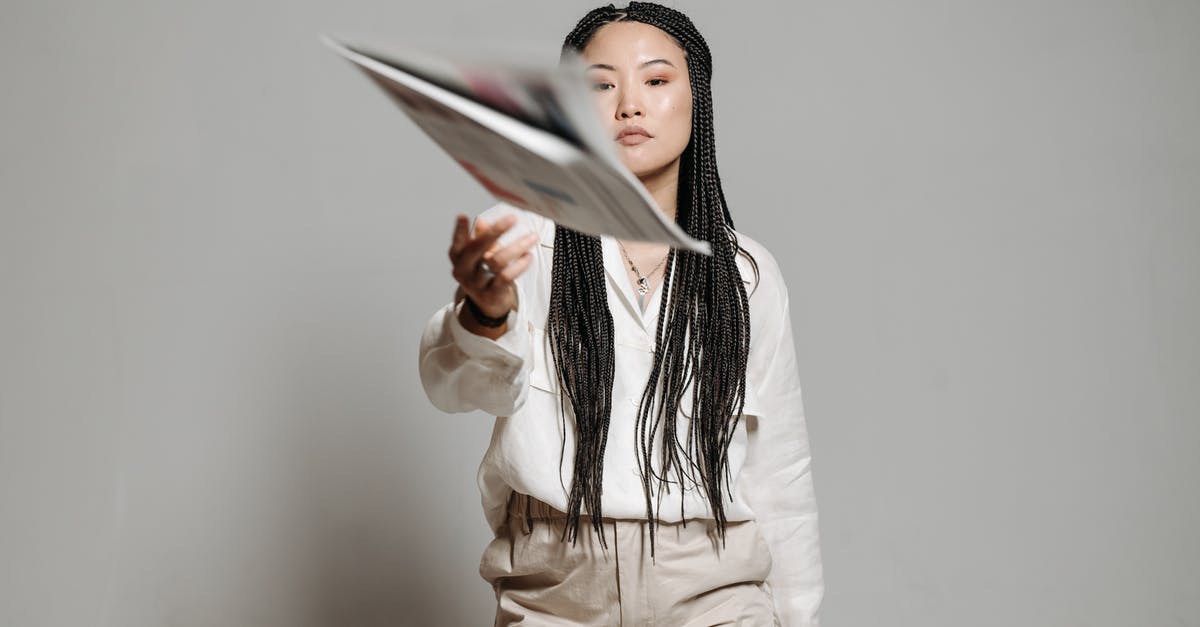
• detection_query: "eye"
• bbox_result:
[592,82,613,92]
[648,78,667,86]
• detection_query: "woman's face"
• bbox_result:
[581,21,693,179]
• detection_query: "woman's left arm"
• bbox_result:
[739,276,825,627]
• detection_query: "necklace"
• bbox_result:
[617,241,670,308]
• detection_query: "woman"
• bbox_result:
[419,3,823,625]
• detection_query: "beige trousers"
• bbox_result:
[479,492,780,626]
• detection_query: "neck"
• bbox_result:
[636,157,681,224]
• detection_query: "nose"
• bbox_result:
[616,85,642,119]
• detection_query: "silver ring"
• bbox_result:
[476,259,495,277]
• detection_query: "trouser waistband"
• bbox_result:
[506,491,570,521]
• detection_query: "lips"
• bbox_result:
[616,125,652,145]
[616,125,652,140]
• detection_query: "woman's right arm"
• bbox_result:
[417,206,541,416]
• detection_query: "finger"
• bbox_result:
[471,213,516,248]
[456,216,492,263]
[448,214,469,257]
[482,231,538,272]
[493,251,533,284]
[453,252,491,289]
[473,216,490,239]
[460,213,519,267]
[451,214,497,280]
[465,258,495,292]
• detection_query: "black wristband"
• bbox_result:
[463,294,509,328]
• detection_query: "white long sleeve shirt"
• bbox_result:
[418,202,824,626]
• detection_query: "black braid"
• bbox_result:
[546,228,616,548]
[551,1,761,559]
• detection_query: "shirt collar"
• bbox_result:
[537,219,666,336]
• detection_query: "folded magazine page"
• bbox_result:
[321,34,711,255]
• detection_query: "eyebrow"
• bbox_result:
[586,58,677,72]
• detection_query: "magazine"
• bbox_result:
[320,34,711,255]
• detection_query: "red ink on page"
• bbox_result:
[457,160,527,205]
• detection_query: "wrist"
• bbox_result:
[457,302,506,339]
[463,294,509,327]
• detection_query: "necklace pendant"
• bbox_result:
[636,276,649,295]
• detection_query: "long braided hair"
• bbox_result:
[546,1,759,559]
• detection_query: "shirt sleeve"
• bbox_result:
[740,277,825,626]
[416,205,538,417]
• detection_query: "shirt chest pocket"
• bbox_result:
[673,378,767,419]
[633,338,763,418]
[528,329,653,401]
[529,327,766,419]
[739,379,767,418]
[528,326,560,395]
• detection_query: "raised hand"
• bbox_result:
[448,213,538,336]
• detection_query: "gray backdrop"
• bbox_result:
[2,1,1197,626]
